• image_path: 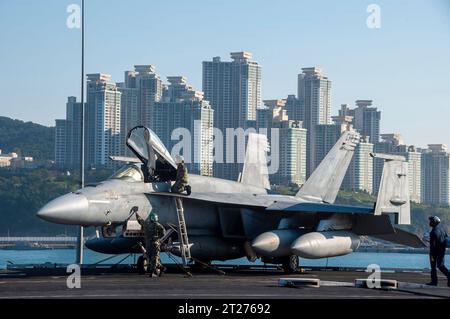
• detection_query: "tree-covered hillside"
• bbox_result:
[0,168,112,236]
[0,116,54,160]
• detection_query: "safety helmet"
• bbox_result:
[429,216,441,224]
[175,155,184,164]
[150,212,159,222]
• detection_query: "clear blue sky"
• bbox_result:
[0,0,449,148]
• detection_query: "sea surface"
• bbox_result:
[0,249,443,270]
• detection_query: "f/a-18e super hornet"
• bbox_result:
[38,126,425,273]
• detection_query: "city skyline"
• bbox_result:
[1,0,450,149]
[53,57,448,204]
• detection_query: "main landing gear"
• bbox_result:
[281,255,299,274]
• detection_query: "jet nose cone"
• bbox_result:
[37,193,89,225]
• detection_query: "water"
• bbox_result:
[0,249,440,270]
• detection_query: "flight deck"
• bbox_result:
[1,266,450,299]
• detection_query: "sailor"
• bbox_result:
[136,212,166,277]
[427,216,450,286]
[171,155,191,195]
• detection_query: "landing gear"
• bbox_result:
[281,255,299,274]
[137,255,148,275]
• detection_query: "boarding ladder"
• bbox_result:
[174,197,192,266]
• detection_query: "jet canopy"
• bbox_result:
[109,164,143,182]
[126,126,177,182]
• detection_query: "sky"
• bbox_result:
[0,0,449,148]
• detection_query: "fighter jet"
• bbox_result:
[37,126,425,273]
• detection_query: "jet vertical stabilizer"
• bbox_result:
[296,130,360,203]
[240,133,270,189]
[371,153,410,225]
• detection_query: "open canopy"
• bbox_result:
[126,126,177,182]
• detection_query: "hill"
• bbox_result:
[0,168,112,236]
[0,116,54,160]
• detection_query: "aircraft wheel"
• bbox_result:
[137,256,148,275]
[282,255,299,274]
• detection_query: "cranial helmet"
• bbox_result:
[175,155,184,164]
[150,212,159,222]
[429,216,441,224]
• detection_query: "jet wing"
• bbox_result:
[266,201,374,214]
[149,192,374,215]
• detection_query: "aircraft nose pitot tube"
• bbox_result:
[290,231,360,259]
[251,229,305,257]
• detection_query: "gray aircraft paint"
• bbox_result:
[37,127,425,265]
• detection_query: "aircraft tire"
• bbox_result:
[281,255,299,274]
[137,256,148,275]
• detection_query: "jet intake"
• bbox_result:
[291,231,360,259]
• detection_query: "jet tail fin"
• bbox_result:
[239,133,270,189]
[296,130,360,203]
[371,153,410,225]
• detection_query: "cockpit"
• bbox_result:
[109,164,144,182]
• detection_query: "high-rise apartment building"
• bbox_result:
[117,73,139,156]
[203,52,262,180]
[118,65,163,128]
[297,67,332,177]
[421,144,450,206]
[257,99,307,186]
[339,100,381,143]
[152,77,214,176]
[284,94,304,122]
[54,96,83,169]
[55,119,67,167]
[85,73,122,169]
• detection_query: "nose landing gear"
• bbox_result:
[137,255,148,275]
